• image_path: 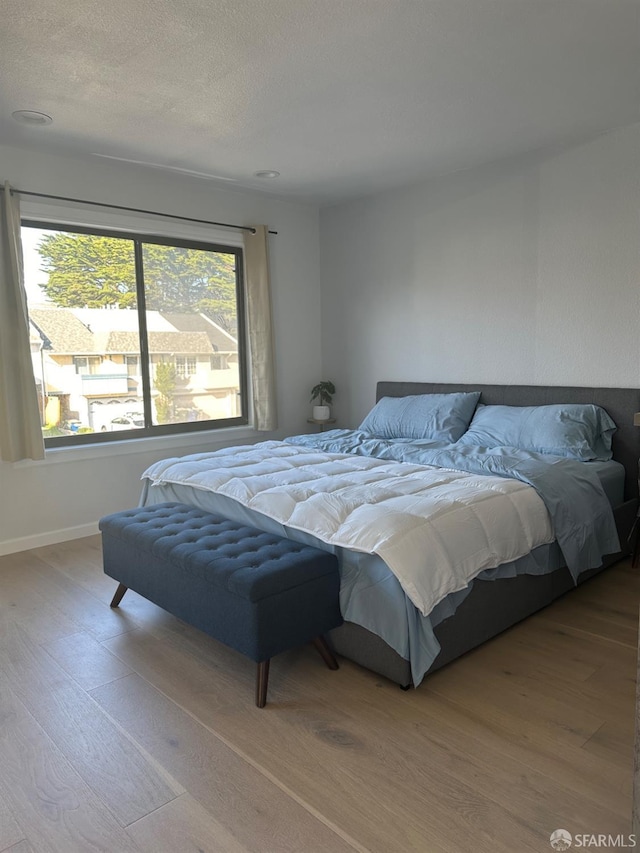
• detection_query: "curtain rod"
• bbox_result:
[6,187,278,235]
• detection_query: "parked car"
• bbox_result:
[101,414,145,431]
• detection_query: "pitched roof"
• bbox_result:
[147,331,214,354]
[30,308,95,353]
[73,307,175,332]
[161,313,237,353]
[93,330,215,355]
[28,307,231,355]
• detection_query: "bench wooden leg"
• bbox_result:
[256,660,270,708]
[110,583,128,608]
[313,636,339,670]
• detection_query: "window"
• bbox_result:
[176,356,197,378]
[210,353,229,370]
[73,356,101,375]
[22,221,247,445]
[125,356,139,377]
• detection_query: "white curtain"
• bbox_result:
[243,225,277,431]
[0,183,45,461]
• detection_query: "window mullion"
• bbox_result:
[134,240,154,427]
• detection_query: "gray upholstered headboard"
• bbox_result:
[376,382,640,501]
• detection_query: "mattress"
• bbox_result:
[140,440,621,685]
[589,459,625,507]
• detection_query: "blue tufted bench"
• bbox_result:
[99,502,343,707]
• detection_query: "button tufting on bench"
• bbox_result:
[99,501,343,707]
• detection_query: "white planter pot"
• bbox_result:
[313,405,331,421]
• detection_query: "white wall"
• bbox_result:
[0,144,321,553]
[4,126,639,552]
[320,126,640,427]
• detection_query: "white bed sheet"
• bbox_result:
[142,441,555,618]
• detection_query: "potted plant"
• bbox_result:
[310,380,335,421]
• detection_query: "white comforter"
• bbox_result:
[142,441,554,617]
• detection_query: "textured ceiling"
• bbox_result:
[1,0,638,205]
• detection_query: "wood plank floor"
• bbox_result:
[0,536,637,853]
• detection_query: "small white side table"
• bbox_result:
[307,418,336,432]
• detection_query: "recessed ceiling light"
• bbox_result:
[253,170,280,179]
[11,109,53,126]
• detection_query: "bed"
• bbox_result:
[140,382,640,688]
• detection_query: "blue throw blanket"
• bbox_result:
[285,429,620,579]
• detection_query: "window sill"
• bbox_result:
[12,425,261,467]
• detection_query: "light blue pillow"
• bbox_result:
[358,392,481,443]
[456,403,617,461]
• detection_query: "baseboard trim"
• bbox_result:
[0,522,100,556]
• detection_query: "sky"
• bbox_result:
[21,226,54,304]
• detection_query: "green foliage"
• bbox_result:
[42,425,65,437]
[155,397,171,425]
[310,380,335,406]
[155,362,177,424]
[155,361,178,396]
[36,232,238,332]
[37,233,137,308]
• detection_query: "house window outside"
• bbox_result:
[125,356,139,376]
[73,356,101,375]
[176,356,197,378]
[210,353,229,370]
[22,221,247,445]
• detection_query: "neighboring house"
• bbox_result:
[28,306,239,429]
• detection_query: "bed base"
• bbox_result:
[331,497,636,688]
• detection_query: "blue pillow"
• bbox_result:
[455,403,617,461]
[358,392,481,443]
